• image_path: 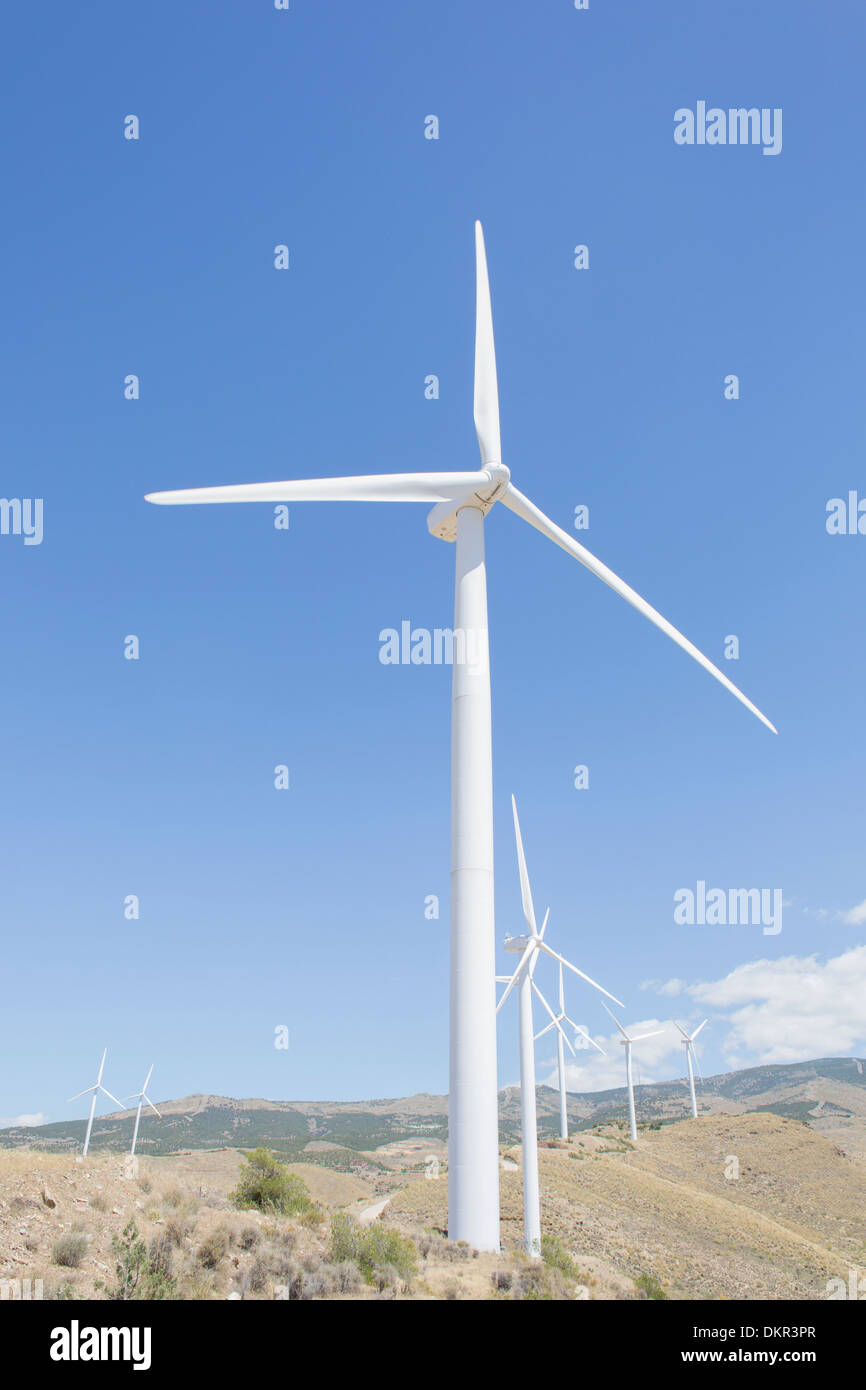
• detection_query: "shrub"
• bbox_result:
[245,1255,270,1293]
[329,1214,416,1286]
[163,1216,191,1247]
[541,1234,579,1280]
[104,1220,178,1300]
[511,1265,569,1301]
[237,1225,260,1251]
[89,1193,108,1213]
[635,1271,668,1301]
[52,1234,88,1269]
[229,1149,317,1218]
[333,1260,361,1294]
[197,1228,230,1269]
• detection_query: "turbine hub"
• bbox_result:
[426,465,510,542]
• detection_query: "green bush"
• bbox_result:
[52,1234,88,1268]
[541,1234,579,1280]
[635,1271,668,1301]
[230,1149,317,1218]
[329,1213,416,1286]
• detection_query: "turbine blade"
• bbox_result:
[68,1087,94,1102]
[501,485,777,734]
[511,795,537,933]
[145,1098,162,1118]
[533,1019,557,1041]
[146,471,491,507]
[539,943,624,1008]
[496,942,534,1013]
[143,1065,154,1092]
[96,1049,106,1084]
[673,1021,690,1039]
[558,960,565,1013]
[691,1019,708,1040]
[473,222,501,467]
[99,1089,124,1110]
[600,1000,630,1040]
[531,981,576,1056]
[574,1026,606,1057]
[529,914,548,979]
[630,1030,666,1042]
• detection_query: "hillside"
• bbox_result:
[3,1057,865,1165]
[2,1109,863,1301]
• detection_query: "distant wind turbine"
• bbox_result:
[124,1065,162,1156]
[68,1050,123,1158]
[535,961,606,1140]
[601,1003,665,1141]
[675,1019,708,1118]
[497,797,622,1256]
[145,222,776,1250]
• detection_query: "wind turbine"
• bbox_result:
[601,1003,665,1142]
[68,1050,123,1158]
[535,960,606,1141]
[675,1019,707,1118]
[497,796,621,1256]
[145,222,776,1251]
[124,1065,162,1156]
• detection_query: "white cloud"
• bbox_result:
[639,977,685,996]
[0,1113,48,1130]
[841,898,866,926]
[687,944,866,1065]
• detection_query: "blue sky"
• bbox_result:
[2,1,865,1125]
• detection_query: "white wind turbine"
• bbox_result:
[601,1003,665,1142]
[145,222,776,1251]
[68,1049,123,1158]
[497,796,621,1256]
[675,1019,707,1118]
[124,1065,162,1156]
[535,960,606,1141]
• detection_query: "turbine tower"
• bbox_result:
[535,960,605,1140]
[68,1050,123,1158]
[675,1019,707,1118]
[124,1065,162,1157]
[601,1003,665,1142]
[146,223,776,1251]
[497,796,621,1256]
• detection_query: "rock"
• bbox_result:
[111,1207,122,1216]
[41,1188,57,1209]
